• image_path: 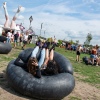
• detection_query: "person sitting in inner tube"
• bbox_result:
[27,41,58,78]
[0,36,7,43]
[0,31,7,43]
[41,43,59,76]
[27,41,46,77]
[14,39,44,72]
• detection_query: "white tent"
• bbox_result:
[0,25,3,35]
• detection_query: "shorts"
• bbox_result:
[20,37,22,42]
[23,40,27,44]
[14,39,17,43]
[76,51,80,55]
[90,54,96,59]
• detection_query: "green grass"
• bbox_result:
[56,47,100,85]
[0,44,100,86]
[0,56,13,61]
[69,96,81,100]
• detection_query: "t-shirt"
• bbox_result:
[23,35,28,41]
[7,32,12,38]
[14,33,18,40]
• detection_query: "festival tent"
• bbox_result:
[0,25,3,35]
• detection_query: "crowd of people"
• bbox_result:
[87,45,100,66]
[0,2,28,49]
[0,28,58,78]
[0,29,32,49]
[64,41,100,66]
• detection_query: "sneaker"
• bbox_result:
[42,66,46,69]
[42,43,47,48]
[96,65,98,66]
[17,6,22,13]
[41,65,47,70]
[46,42,50,49]
[3,2,7,8]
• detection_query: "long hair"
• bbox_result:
[27,57,38,76]
[46,60,58,75]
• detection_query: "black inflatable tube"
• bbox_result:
[6,48,75,100]
[0,42,12,54]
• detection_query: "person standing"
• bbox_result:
[13,31,19,48]
[65,42,68,51]
[22,31,29,50]
[19,33,23,46]
[76,45,82,62]
[0,31,7,43]
[11,31,14,43]
[6,30,12,43]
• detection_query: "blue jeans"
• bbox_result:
[6,38,10,43]
[31,46,45,68]
[90,54,96,58]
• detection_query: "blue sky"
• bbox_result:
[0,0,100,45]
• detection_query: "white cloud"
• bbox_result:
[29,16,100,45]
[24,2,75,14]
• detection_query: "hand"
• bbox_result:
[32,61,38,66]
[41,64,47,70]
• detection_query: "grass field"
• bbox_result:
[56,47,100,86]
[0,44,100,100]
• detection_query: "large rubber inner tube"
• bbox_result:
[6,48,75,100]
[0,42,12,54]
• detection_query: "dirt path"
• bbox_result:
[66,77,100,100]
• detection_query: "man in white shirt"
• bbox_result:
[7,30,12,43]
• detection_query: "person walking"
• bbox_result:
[21,31,29,50]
